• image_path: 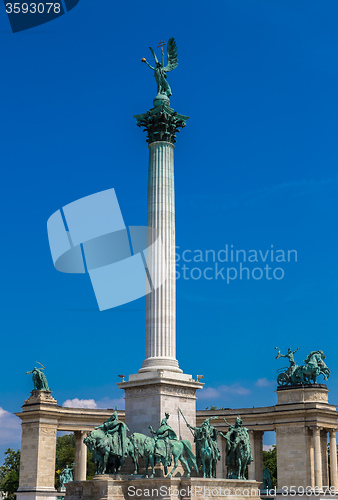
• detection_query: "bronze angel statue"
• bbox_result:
[141,38,178,98]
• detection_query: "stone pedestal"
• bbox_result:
[276,384,328,405]
[16,391,58,500]
[275,385,332,489]
[118,371,203,446]
[65,476,261,500]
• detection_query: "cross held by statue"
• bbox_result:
[158,40,166,52]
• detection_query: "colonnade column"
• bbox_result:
[248,431,256,480]
[74,431,87,481]
[321,429,329,486]
[248,430,264,481]
[216,432,226,478]
[313,427,323,489]
[329,429,338,488]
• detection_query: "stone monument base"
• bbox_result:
[16,488,58,500]
[65,476,261,500]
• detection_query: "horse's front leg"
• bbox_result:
[149,455,155,478]
[179,456,190,478]
[167,456,178,478]
[237,458,241,479]
[202,457,206,478]
[142,456,148,479]
[102,451,109,474]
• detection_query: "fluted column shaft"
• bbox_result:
[330,429,338,488]
[313,427,323,489]
[140,141,181,372]
[74,431,87,481]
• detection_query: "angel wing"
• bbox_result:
[163,37,178,72]
[149,46,159,64]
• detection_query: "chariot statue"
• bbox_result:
[220,415,253,480]
[275,347,330,385]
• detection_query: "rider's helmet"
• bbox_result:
[235,415,242,427]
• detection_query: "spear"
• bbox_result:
[178,408,194,437]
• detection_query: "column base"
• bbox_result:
[139,356,182,373]
[118,370,203,446]
[16,488,58,500]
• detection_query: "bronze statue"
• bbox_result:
[84,411,129,474]
[185,416,220,478]
[276,348,330,386]
[26,362,50,391]
[149,412,177,468]
[220,415,253,480]
[59,464,74,490]
[142,38,178,98]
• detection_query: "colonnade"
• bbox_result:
[311,427,337,489]
[209,422,338,489]
[16,385,338,500]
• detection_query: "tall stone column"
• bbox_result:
[141,140,180,373]
[313,426,323,489]
[74,431,87,481]
[329,429,338,488]
[134,98,188,374]
[118,97,203,450]
[16,391,58,500]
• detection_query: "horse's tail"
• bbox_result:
[182,440,198,473]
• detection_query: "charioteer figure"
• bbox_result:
[275,347,300,378]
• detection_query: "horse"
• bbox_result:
[128,433,155,477]
[291,351,330,384]
[128,432,198,478]
[223,433,252,480]
[84,429,120,475]
[199,434,214,478]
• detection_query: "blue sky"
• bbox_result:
[1,0,338,457]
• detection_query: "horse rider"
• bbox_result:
[187,417,220,467]
[149,413,177,466]
[94,410,129,466]
[220,415,253,472]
